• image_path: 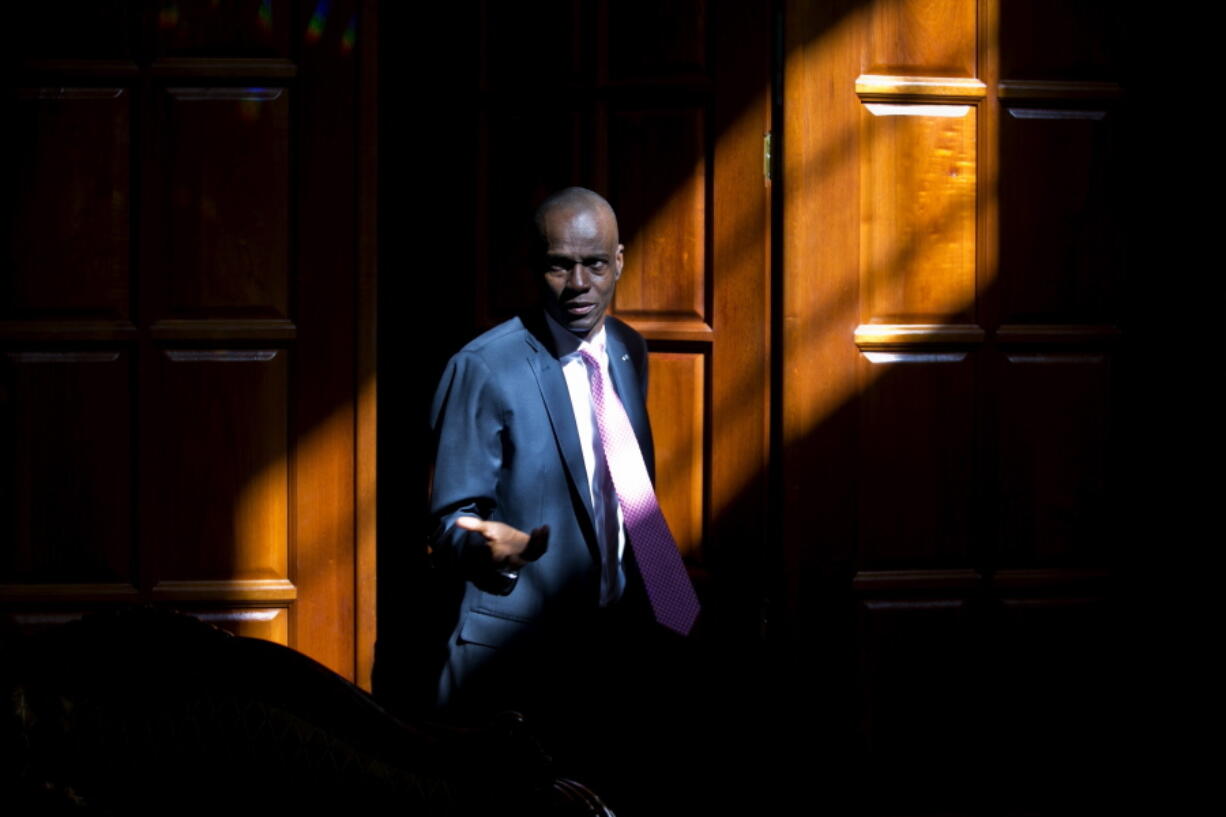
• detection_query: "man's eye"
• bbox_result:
[588,260,607,271]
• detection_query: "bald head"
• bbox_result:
[534,187,620,246]
[534,187,624,338]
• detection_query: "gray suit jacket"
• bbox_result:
[428,310,653,708]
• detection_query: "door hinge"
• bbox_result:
[764,131,773,181]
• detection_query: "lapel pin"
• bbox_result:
[621,353,630,361]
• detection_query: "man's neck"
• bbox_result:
[544,310,606,357]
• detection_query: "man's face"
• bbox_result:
[538,206,624,338]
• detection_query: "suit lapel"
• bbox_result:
[605,327,651,454]
[524,328,596,528]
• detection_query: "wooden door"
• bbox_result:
[379,0,771,626]
[463,1,773,602]
[782,0,1123,813]
[375,2,772,733]
[2,1,377,686]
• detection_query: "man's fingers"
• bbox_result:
[521,525,549,562]
[455,515,487,535]
[454,516,544,568]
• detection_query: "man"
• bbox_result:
[427,187,697,723]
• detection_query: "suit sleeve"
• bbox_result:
[428,350,516,593]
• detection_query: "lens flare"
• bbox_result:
[158,3,180,29]
[257,0,273,32]
[305,0,329,44]
[340,16,356,55]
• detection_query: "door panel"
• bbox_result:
[154,87,291,319]
[609,107,708,326]
[151,0,292,58]
[861,104,978,323]
[998,352,1113,565]
[998,106,1120,323]
[146,349,288,583]
[868,0,977,77]
[644,350,706,559]
[784,0,1121,812]
[3,1,375,679]
[1,351,134,583]
[10,88,132,319]
[195,606,290,643]
[858,351,977,567]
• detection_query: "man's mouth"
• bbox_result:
[564,302,596,316]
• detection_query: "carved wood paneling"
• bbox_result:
[999,0,1120,80]
[786,4,1122,811]
[861,103,977,324]
[195,606,290,643]
[998,352,1113,566]
[856,75,987,100]
[707,0,772,581]
[482,0,582,90]
[151,578,296,602]
[5,606,289,645]
[294,0,363,678]
[869,0,977,77]
[999,105,1119,323]
[610,107,707,326]
[149,318,297,340]
[1,351,133,583]
[6,611,94,634]
[148,349,287,583]
[3,0,372,684]
[0,585,141,605]
[782,0,862,587]
[604,0,708,82]
[152,0,291,59]
[480,106,588,323]
[155,86,290,319]
[852,568,979,591]
[858,598,978,755]
[15,1,135,60]
[8,88,130,319]
[858,351,976,567]
[989,594,1112,801]
[855,323,984,347]
[150,58,298,78]
[646,351,705,559]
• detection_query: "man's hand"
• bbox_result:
[455,516,549,570]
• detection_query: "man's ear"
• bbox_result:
[615,244,625,279]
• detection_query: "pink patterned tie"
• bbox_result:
[579,348,700,635]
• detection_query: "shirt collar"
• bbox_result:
[544,310,607,362]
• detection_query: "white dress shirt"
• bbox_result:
[545,314,626,606]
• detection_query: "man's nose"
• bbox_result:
[565,264,591,290]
